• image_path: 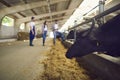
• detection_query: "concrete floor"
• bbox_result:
[0,38,52,80]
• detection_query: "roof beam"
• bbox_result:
[0,0,66,15]
[0,0,26,17]
[31,9,37,15]
[0,0,11,7]
[16,8,76,23]
[17,12,26,17]
[22,0,27,4]
[35,15,69,25]
[65,0,83,15]
[46,0,52,21]
[22,0,37,15]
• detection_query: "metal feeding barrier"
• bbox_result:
[68,3,120,31]
[66,3,120,42]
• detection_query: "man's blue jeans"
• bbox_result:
[53,31,65,45]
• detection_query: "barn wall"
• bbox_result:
[0,25,16,39]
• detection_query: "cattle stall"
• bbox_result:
[63,3,120,80]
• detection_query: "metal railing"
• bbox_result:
[68,3,120,31]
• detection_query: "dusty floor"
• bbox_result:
[0,38,103,80]
[0,38,52,80]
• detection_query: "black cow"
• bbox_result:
[66,29,95,39]
[66,30,75,39]
[66,14,120,59]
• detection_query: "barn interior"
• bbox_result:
[0,0,120,80]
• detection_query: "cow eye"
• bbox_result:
[97,42,100,46]
[91,40,98,46]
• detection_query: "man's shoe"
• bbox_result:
[30,44,34,46]
[43,42,45,46]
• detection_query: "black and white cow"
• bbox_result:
[66,14,120,59]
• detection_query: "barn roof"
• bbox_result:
[0,0,119,28]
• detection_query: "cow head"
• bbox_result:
[66,30,74,39]
[66,36,98,59]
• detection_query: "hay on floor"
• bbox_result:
[36,40,102,80]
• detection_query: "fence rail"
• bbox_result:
[69,3,120,30]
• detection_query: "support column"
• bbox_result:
[24,22,29,32]
[99,0,105,24]
[99,0,105,13]
[14,20,21,37]
[0,15,5,28]
[26,22,30,32]
[0,15,5,38]
[24,22,27,32]
[74,20,77,43]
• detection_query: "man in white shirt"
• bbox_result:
[52,20,59,45]
[29,17,35,46]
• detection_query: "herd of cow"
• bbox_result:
[65,14,120,59]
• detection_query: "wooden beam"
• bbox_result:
[46,0,52,21]
[31,9,37,15]
[22,0,37,15]
[35,15,69,25]
[22,0,27,4]
[0,0,66,15]
[0,0,11,7]
[17,8,76,23]
[17,12,26,17]
[65,0,83,15]
[0,0,26,17]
